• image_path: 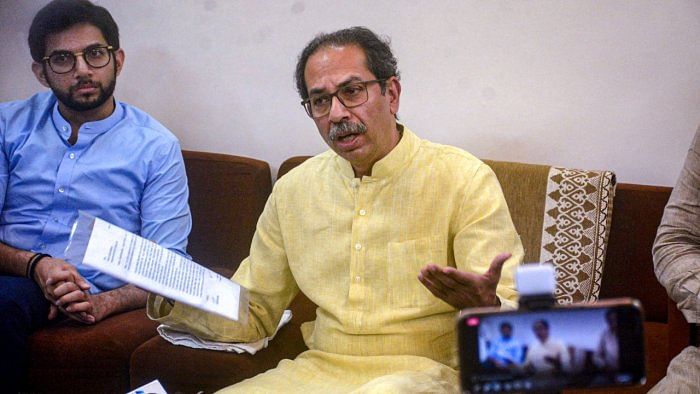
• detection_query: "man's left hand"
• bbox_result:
[52,282,103,324]
[418,252,512,309]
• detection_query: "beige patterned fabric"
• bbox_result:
[539,167,616,304]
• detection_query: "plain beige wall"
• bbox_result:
[1,0,699,186]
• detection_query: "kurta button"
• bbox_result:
[355,276,361,282]
[354,243,362,251]
[359,209,367,216]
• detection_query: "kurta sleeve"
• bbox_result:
[653,126,700,324]
[453,163,523,309]
[147,185,300,342]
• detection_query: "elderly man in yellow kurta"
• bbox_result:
[148,26,524,393]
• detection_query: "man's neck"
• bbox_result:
[58,97,115,145]
[351,124,403,178]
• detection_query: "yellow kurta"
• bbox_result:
[148,126,524,393]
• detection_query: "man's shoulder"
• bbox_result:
[116,101,179,144]
[412,134,486,178]
[276,150,335,183]
[418,137,482,164]
[0,91,55,119]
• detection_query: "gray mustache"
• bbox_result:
[329,122,367,141]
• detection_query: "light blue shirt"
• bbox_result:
[0,91,191,293]
[488,335,524,366]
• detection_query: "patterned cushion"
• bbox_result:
[484,161,616,304]
[540,167,616,303]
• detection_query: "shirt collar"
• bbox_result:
[51,98,124,141]
[335,123,420,180]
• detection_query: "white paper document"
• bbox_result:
[127,379,167,394]
[65,212,248,322]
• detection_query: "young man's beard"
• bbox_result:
[51,77,117,112]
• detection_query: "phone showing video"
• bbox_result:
[457,298,645,393]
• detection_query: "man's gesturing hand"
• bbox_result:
[418,252,512,309]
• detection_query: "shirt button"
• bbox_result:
[359,209,367,216]
[354,243,362,251]
[53,217,58,222]
[58,187,65,193]
[40,243,46,249]
[69,153,76,159]
[62,126,68,132]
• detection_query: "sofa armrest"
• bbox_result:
[25,308,158,393]
[130,293,316,392]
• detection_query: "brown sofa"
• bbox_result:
[22,151,690,393]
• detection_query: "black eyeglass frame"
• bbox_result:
[42,45,115,74]
[301,78,387,118]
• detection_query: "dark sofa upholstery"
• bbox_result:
[21,152,690,393]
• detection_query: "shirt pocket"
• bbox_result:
[386,236,447,308]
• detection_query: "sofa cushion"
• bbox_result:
[484,160,616,303]
[24,309,158,393]
[541,167,616,303]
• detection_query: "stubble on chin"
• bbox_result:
[52,78,116,112]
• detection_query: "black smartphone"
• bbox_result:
[457,298,646,393]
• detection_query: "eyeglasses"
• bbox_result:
[301,79,386,118]
[42,45,114,74]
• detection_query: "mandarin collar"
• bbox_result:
[51,98,124,142]
[335,123,419,181]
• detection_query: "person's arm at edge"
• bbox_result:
[653,126,700,323]
[0,242,36,277]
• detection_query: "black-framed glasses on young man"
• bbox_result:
[301,79,386,118]
[42,45,114,74]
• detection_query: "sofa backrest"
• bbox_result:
[599,183,671,323]
[182,150,272,274]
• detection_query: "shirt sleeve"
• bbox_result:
[0,109,7,214]
[139,141,192,258]
[454,163,524,309]
[148,184,299,343]
[653,126,700,324]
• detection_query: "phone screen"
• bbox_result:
[458,301,645,393]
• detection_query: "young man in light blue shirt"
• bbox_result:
[0,0,191,389]
[485,322,524,370]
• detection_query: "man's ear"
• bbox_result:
[386,76,401,116]
[113,48,125,76]
[32,62,50,88]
